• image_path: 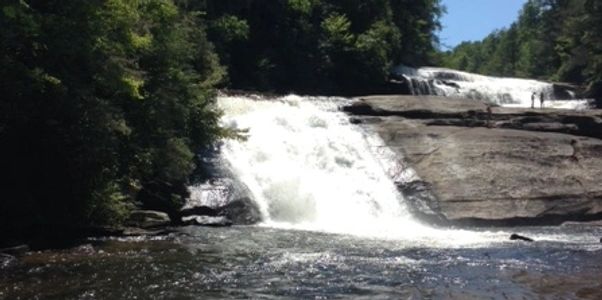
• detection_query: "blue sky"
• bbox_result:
[438,0,527,49]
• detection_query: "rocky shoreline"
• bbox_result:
[344,95,602,226]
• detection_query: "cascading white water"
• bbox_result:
[216,95,505,245]
[393,65,591,109]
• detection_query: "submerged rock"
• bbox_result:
[345,95,602,226]
[510,234,534,242]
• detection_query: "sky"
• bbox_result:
[438,0,527,49]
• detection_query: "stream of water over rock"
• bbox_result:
[393,65,592,109]
[1,95,601,299]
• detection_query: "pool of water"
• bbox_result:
[1,225,601,299]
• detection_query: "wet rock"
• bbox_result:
[510,234,534,242]
[182,215,233,227]
[345,95,602,226]
[187,150,262,225]
[180,206,219,218]
[219,198,261,225]
[397,180,443,224]
[0,253,17,269]
[180,199,260,226]
[127,210,171,228]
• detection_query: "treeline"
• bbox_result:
[440,0,602,102]
[1,0,443,236]
[187,0,443,95]
[0,0,226,236]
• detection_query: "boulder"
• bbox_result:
[186,149,262,225]
[218,198,262,225]
[345,95,602,226]
[179,198,261,226]
[510,234,534,242]
[126,210,171,228]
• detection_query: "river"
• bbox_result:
[1,225,601,299]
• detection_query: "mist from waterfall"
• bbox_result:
[393,65,591,109]
[216,95,505,246]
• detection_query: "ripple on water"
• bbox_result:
[1,226,601,299]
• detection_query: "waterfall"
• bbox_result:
[393,65,591,109]
[215,95,501,243]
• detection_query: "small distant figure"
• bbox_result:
[531,92,536,109]
[540,92,545,109]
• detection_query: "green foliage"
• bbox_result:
[439,0,602,103]
[187,0,443,94]
[288,0,316,14]
[321,13,354,46]
[0,0,225,234]
[211,15,249,42]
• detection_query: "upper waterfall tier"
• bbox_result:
[392,65,589,109]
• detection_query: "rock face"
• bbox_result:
[344,95,602,226]
[126,210,171,228]
[184,148,262,225]
[178,198,261,226]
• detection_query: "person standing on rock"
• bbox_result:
[540,92,545,109]
[531,92,536,109]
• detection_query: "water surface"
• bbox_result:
[2,225,601,299]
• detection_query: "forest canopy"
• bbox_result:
[187,0,443,94]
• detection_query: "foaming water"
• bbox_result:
[218,95,507,246]
[393,66,592,109]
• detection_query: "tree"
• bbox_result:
[0,0,225,237]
